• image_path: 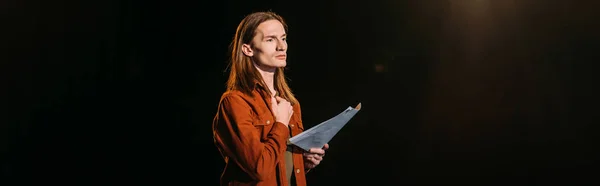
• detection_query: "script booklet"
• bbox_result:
[289,102,362,151]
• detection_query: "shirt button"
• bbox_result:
[266,120,270,124]
[296,169,300,173]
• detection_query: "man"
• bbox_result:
[212,11,329,186]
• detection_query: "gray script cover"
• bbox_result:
[289,103,362,151]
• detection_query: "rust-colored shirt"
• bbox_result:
[213,83,307,186]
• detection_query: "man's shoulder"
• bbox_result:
[220,90,246,101]
[219,90,258,105]
[293,97,302,109]
[220,90,242,98]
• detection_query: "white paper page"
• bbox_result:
[289,103,361,151]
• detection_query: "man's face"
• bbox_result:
[245,20,287,71]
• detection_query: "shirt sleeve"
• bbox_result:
[213,93,290,181]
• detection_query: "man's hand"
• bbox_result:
[272,96,293,126]
[303,143,329,169]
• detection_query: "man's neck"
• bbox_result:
[254,63,277,96]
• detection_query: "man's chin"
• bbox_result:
[275,61,287,67]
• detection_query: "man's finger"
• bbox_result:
[272,96,279,104]
[309,148,325,155]
[313,155,322,161]
[305,153,322,160]
[306,156,319,165]
[311,158,320,165]
[275,96,288,103]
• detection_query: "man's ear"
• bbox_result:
[242,44,253,57]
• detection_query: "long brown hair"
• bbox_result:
[225,11,298,105]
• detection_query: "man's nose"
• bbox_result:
[276,40,286,51]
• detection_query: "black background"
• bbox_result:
[3,0,599,185]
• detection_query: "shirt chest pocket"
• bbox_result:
[252,113,276,141]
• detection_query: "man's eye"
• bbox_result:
[282,38,287,41]
[266,39,273,42]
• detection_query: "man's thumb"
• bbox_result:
[271,96,278,106]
